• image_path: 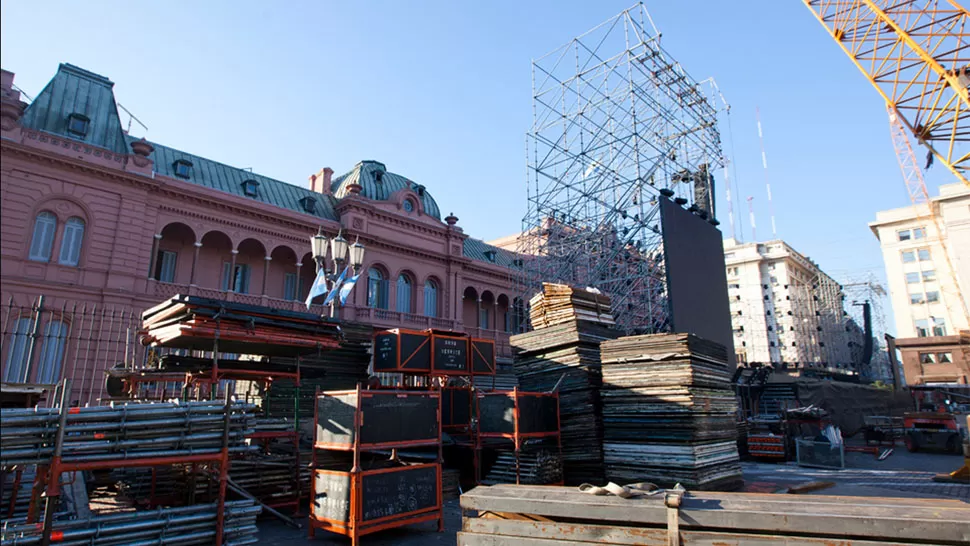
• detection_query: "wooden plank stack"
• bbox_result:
[512,286,619,485]
[142,295,342,356]
[529,283,615,328]
[599,333,742,490]
[458,484,970,546]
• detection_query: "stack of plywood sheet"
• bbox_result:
[511,321,618,485]
[600,333,742,490]
[459,484,970,546]
[529,283,615,329]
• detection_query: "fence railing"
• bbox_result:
[0,295,146,407]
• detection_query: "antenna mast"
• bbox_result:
[756,108,777,238]
[747,196,757,242]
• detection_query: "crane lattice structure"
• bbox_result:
[803,0,969,186]
[518,2,724,333]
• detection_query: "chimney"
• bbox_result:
[1,70,15,98]
[309,167,334,195]
[0,69,26,132]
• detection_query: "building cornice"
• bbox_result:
[1,136,159,191]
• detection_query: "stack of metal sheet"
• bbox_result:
[0,500,261,546]
[141,295,343,356]
[442,468,462,499]
[511,321,618,485]
[0,400,257,467]
[529,283,615,328]
[480,450,563,486]
[600,333,742,490]
[264,321,373,419]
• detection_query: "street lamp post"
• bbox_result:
[310,227,366,318]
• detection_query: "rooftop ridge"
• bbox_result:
[59,63,114,87]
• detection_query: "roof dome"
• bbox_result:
[331,161,441,220]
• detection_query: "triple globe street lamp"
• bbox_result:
[310,227,366,317]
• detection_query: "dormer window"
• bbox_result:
[484,250,497,263]
[173,160,193,179]
[242,179,259,197]
[66,113,90,138]
[299,196,317,214]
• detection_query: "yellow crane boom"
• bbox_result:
[803,0,969,187]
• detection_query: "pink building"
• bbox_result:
[0,64,519,403]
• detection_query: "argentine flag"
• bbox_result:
[305,269,328,309]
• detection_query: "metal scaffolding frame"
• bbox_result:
[517,2,724,333]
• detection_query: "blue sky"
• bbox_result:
[3,0,954,334]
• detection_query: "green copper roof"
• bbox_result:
[463,238,517,267]
[21,64,129,155]
[331,160,441,220]
[130,135,339,222]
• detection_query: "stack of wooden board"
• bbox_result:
[142,295,342,356]
[529,283,615,328]
[511,321,618,484]
[458,484,970,546]
[600,333,742,490]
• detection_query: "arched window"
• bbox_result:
[3,318,33,383]
[367,268,388,309]
[29,212,57,262]
[58,217,85,266]
[423,280,438,318]
[396,274,412,313]
[36,321,68,384]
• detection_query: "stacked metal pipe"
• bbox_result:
[0,401,258,467]
[0,500,261,545]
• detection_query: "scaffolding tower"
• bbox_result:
[518,2,724,333]
[840,273,891,381]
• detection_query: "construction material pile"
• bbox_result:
[141,295,342,356]
[0,400,257,467]
[265,321,373,419]
[480,450,563,486]
[529,283,615,329]
[511,318,618,484]
[600,333,742,490]
[0,500,261,546]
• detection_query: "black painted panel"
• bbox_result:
[374,333,399,371]
[432,336,468,373]
[471,339,495,375]
[358,394,439,445]
[361,465,438,522]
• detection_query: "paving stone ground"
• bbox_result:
[259,446,968,544]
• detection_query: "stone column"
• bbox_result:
[477,297,483,330]
[294,262,303,309]
[147,233,162,279]
[493,301,499,332]
[228,250,239,292]
[261,256,272,297]
[189,242,202,286]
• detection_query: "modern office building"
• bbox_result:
[869,183,969,339]
[870,183,970,385]
[723,238,864,374]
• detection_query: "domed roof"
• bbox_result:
[331,161,441,220]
